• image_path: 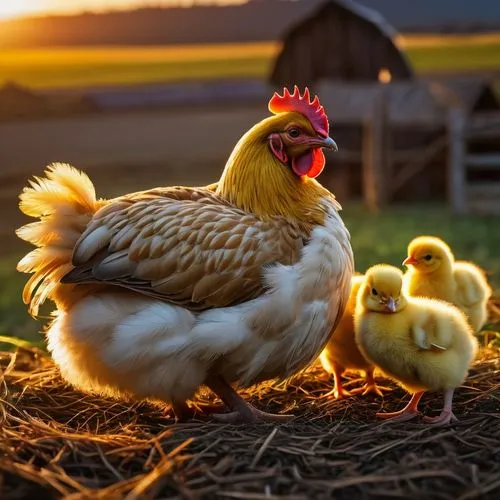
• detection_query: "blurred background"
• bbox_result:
[0,0,499,343]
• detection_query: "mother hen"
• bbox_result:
[17,87,354,422]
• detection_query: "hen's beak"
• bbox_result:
[305,136,338,151]
[403,256,418,266]
[385,297,397,313]
[322,136,338,151]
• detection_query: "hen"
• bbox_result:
[17,87,354,423]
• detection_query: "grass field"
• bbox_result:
[2,202,498,349]
[1,34,500,90]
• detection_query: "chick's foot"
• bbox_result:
[423,388,458,426]
[376,391,424,423]
[206,374,294,423]
[350,382,392,397]
[322,385,352,399]
[322,365,351,399]
[423,410,458,426]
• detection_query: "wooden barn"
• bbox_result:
[270,0,413,87]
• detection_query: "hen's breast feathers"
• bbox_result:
[61,186,308,311]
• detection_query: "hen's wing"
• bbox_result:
[61,187,307,311]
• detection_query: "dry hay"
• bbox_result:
[0,342,498,500]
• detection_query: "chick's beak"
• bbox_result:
[385,297,397,313]
[403,255,418,266]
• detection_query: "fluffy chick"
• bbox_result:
[320,275,390,398]
[355,265,478,425]
[403,236,492,333]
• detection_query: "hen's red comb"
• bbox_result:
[268,86,329,137]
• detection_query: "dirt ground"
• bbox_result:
[1,345,499,500]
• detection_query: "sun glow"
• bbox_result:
[0,1,244,20]
[0,0,43,19]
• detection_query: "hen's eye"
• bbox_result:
[424,254,432,261]
[287,128,300,138]
[372,288,378,296]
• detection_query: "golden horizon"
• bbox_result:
[0,0,245,21]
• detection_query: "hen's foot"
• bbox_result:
[423,410,458,426]
[206,373,293,424]
[171,402,195,422]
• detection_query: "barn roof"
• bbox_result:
[328,0,398,39]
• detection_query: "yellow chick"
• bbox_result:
[403,236,492,333]
[320,275,390,398]
[355,265,478,425]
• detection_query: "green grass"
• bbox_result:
[0,35,499,90]
[1,202,498,346]
[0,43,279,89]
[407,41,500,72]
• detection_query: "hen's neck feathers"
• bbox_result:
[216,120,334,229]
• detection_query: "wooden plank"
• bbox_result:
[447,107,468,215]
[391,135,446,194]
[468,112,500,132]
[467,183,500,197]
[465,154,500,169]
[468,198,500,216]
[362,89,388,211]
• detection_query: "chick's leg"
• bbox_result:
[350,368,392,397]
[205,374,293,423]
[423,388,458,425]
[376,391,424,422]
[322,363,352,399]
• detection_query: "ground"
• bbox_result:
[1,341,499,499]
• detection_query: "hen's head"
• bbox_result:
[265,87,337,179]
[218,86,338,223]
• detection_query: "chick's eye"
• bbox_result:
[424,254,432,261]
[372,288,378,296]
[287,128,300,138]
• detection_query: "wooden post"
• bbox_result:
[447,107,467,214]
[362,87,388,211]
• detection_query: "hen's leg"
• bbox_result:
[322,363,352,399]
[205,374,293,423]
[171,401,195,422]
[423,388,458,425]
[350,368,392,397]
[376,391,424,422]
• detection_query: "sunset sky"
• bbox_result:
[0,0,243,19]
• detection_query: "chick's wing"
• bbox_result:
[453,263,491,307]
[61,187,306,310]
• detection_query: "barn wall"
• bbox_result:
[271,2,413,86]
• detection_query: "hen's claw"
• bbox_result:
[205,373,293,424]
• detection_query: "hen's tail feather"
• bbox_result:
[16,163,101,317]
